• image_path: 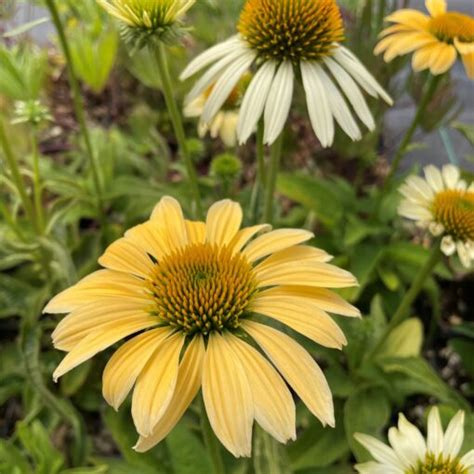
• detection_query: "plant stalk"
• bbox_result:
[370,243,442,359]
[200,398,226,474]
[31,130,45,234]
[384,74,442,187]
[263,133,283,224]
[153,43,203,218]
[44,0,105,221]
[250,121,265,224]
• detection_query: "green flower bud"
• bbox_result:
[11,100,53,127]
[210,153,242,182]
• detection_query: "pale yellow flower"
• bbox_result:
[375,0,474,79]
[45,197,360,457]
[355,407,474,473]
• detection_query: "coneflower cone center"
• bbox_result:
[150,243,257,335]
[406,452,468,474]
[432,190,474,241]
[429,12,474,44]
[238,0,345,62]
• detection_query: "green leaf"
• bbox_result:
[378,319,423,359]
[166,422,213,474]
[253,427,292,474]
[344,387,391,462]
[379,357,470,410]
[60,467,108,474]
[0,439,31,474]
[449,338,474,379]
[3,18,49,37]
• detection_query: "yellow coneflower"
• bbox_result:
[180,0,392,148]
[355,407,474,473]
[375,0,474,79]
[45,197,360,457]
[399,165,474,268]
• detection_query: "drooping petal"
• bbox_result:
[430,43,457,75]
[263,60,294,145]
[237,61,277,144]
[241,229,313,263]
[461,52,474,79]
[131,332,186,437]
[206,200,243,246]
[202,333,253,457]
[134,336,206,452]
[53,317,158,382]
[243,321,334,427]
[102,328,171,410]
[225,334,296,443]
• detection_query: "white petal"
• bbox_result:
[354,433,403,467]
[398,201,432,221]
[201,51,256,124]
[237,61,277,144]
[441,235,456,256]
[333,45,393,105]
[263,60,294,145]
[315,65,361,142]
[301,61,334,148]
[442,165,460,189]
[427,406,444,456]
[443,411,465,458]
[180,35,241,80]
[459,450,474,469]
[457,241,472,268]
[355,462,403,474]
[324,57,375,131]
[429,222,445,236]
[424,165,445,192]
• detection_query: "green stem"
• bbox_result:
[44,0,104,220]
[0,200,26,240]
[200,398,225,474]
[0,120,38,231]
[250,121,265,224]
[263,133,283,224]
[153,43,202,218]
[384,74,442,187]
[370,243,442,359]
[31,130,45,234]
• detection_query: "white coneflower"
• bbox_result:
[180,0,392,147]
[398,164,474,268]
[355,407,474,473]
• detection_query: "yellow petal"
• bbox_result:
[386,10,430,29]
[206,200,243,246]
[248,298,347,349]
[461,51,474,79]
[98,237,155,279]
[150,196,188,250]
[378,24,415,38]
[412,43,440,71]
[202,333,253,457]
[425,0,446,17]
[102,328,171,410]
[225,335,296,443]
[454,38,474,55]
[52,299,153,351]
[254,286,361,317]
[374,34,400,56]
[229,224,272,254]
[243,321,334,427]
[256,262,358,289]
[186,220,207,244]
[430,43,457,74]
[53,317,157,382]
[255,245,332,275]
[242,229,314,263]
[125,221,171,261]
[382,32,438,62]
[134,336,206,452]
[44,270,148,314]
[131,332,185,437]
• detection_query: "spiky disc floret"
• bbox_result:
[238,0,344,62]
[150,243,257,335]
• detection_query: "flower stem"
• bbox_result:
[0,120,38,232]
[44,0,104,221]
[153,43,203,218]
[384,74,442,187]
[263,133,283,224]
[31,129,45,234]
[250,121,265,224]
[200,398,225,474]
[370,243,442,359]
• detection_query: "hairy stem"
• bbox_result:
[263,133,283,224]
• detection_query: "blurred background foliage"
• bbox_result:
[0,0,472,473]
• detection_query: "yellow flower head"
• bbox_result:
[45,197,360,457]
[375,0,474,79]
[399,165,474,268]
[97,0,194,46]
[238,0,345,62]
[355,407,474,473]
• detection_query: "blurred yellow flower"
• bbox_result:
[398,165,474,268]
[355,407,473,473]
[181,0,392,148]
[45,197,360,457]
[375,0,474,79]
